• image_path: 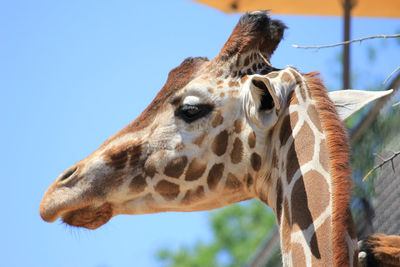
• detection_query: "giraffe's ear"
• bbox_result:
[242,74,285,129]
[328,89,393,120]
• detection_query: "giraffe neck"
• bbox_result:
[259,70,358,267]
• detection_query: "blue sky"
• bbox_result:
[0,1,399,266]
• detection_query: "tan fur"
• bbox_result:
[306,74,356,267]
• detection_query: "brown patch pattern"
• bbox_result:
[181,186,205,205]
[291,178,314,231]
[185,158,207,181]
[307,104,323,133]
[225,173,242,190]
[248,131,256,148]
[144,161,157,178]
[279,115,291,146]
[294,122,315,166]
[290,69,307,101]
[164,156,188,178]
[129,174,147,194]
[250,152,261,171]
[286,142,299,184]
[212,112,224,128]
[290,91,299,105]
[246,173,253,188]
[230,138,243,164]
[154,180,180,201]
[281,72,291,83]
[311,216,333,266]
[319,140,330,171]
[234,119,244,133]
[306,74,353,267]
[207,163,224,191]
[275,179,283,224]
[212,130,228,156]
[267,71,279,78]
[303,170,330,220]
[292,243,307,266]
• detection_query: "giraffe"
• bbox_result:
[40,11,399,267]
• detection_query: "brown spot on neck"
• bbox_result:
[181,186,205,205]
[185,158,207,181]
[267,71,279,78]
[279,115,291,146]
[286,142,299,184]
[144,161,157,178]
[230,137,243,164]
[129,174,147,194]
[225,173,242,190]
[279,111,298,146]
[207,163,224,191]
[154,180,180,201]
[246,173,253,189]
[234,119,244,133]
[164,156,188,178]
[290,69,307,101]
[248,131,256,148]
[307,104,323,133]
[306,74,354,266]
[291,243,306,266]
[273,179,282,225]
[293,122,315,166]
[281,72,291,82]
[250,152,261,171]
[291,178,314,231]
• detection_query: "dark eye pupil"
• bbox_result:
[182,105,199,115]
[176,104,213,123]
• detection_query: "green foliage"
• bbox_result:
[155,200,277,267]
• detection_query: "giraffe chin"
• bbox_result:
[61,202,113,230]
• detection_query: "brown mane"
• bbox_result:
[306,73,355,266]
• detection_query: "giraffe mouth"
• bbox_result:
[61,202,113,229]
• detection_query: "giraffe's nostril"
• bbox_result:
[59,166,78,181]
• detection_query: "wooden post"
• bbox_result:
[343,0,353,89]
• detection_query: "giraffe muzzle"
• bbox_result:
[39,160,114,228]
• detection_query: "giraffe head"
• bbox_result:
[40,11,391,236]
[40,11,287,229]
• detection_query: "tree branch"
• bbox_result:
[384,66,400,84]
[363,151,400,182]
[292,34,400,49]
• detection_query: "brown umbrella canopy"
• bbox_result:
[193,0,400,17]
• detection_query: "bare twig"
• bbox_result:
[384,66,400,84]
[363,151,400,182]
[393,102,400,107]
[292,34,400,49]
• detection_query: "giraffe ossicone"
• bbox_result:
[40,11,394,267]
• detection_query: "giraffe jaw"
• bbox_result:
[40,195,114,229]
[61,202,113,229]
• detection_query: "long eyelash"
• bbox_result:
[175,104,214,123]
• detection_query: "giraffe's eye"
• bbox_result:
[176,104,213,123]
